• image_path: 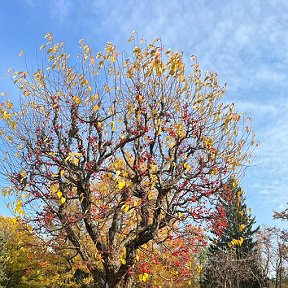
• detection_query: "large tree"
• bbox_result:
[0,33,255,288]
[201,181,266,288]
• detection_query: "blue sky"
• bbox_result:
[0,0,287,228]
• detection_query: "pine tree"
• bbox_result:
[210,180,258,257]
[201,180,267,288]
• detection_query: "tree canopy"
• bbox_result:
[0,33,256,288]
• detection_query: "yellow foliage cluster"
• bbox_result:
[229,237,244,247]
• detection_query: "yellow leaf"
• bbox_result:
[93,104,99,111]
[232,179,238,187]
[15,199,24,215]
[120,247,126,264]
[239,224,246,232]
[65,152,82,165]
[3,111,12,121]
[184,162,191,172]
[98,60,104,68]
[2,188,7,197]
[139,273,149,282]
[10,121,17,129]
[133,47,141,55]
[60,197,66,204]
[118,180,126,190]
[57,191,63,198]
[73,157,79,165]
[72,96,82,105]
[114,159,124,171]
[50,183,59,193]
[91,94,99,101]
[6,101,13,109]
[196,265,203,273]
[169,140,175,148]
[150,164,157,172]
[239,237,244,246]
[212,167,218,175]
[122,204,129,213]
[148,191,153,201]
[20,170,27,179]
[127,103,134,114]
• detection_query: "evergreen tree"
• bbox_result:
[209,180,258,257]
[201,180,267,288]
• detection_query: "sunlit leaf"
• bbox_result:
[118,180,126,190]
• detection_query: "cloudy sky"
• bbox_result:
[0,0,287,228]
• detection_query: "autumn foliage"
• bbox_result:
[0,33,255,287]
[0,216,82,288]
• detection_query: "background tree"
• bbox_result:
[274,207,288,222]
[0,224,8,288]
[274,206,288,288]
[257,207,288,288]
[257,227,288,288]
[0,216,82,288]
[0,33,255,288]
[201,180,266,288]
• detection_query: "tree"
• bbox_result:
[274,207,288,222]
[0,216,81,288]
[0,33,255,288]
[201,180,266,288]
[257,227,288,288]
[0,224,8,288]
[274,207,288,288]
[257,208,288,288]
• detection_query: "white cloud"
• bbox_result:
[50,0,73,23]
[23,0,73,24]
[242,97,288,224]
[236,101,277,115]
